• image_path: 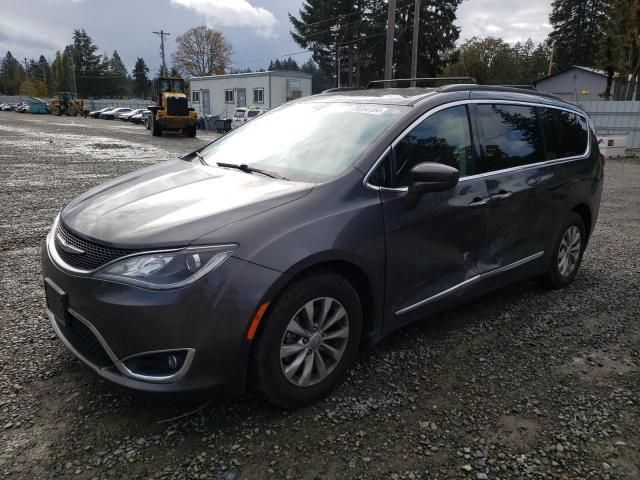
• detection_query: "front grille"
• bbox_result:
[54,222,137,271]
[59,314,113,368]
[167,96,188,116]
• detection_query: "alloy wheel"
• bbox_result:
[557,225,581,277]
[279,297,349,387]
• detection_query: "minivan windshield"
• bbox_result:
[200,102,407,182]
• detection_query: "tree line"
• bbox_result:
[2,1,637,99]
[0,29,156,99]
[290,0,639,98]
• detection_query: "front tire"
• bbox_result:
[542,212,586,289]
[184,124,197,138]
[151,114,162,137]
[252,272,362,408]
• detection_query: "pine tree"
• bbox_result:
[108,50,130,97]
[0,51,24,95]
[392,0,463,79]
[291,0,463,87]
[37,55,52,94]
[301,57,332,93]
[269,58,300,71]
[67,29,106,97]
[133,57,150,99]
[548,0,609,71]
[598,0,640,99]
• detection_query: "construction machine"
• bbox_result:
[148,77,197,137]
[48,92,85,117]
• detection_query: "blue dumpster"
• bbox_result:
[28,98,48,114]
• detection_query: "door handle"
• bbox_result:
[468,197,492,207]
[491,191,513,200]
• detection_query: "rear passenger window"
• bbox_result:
[539,108,588,159]
[394,105,474,186]
[474,104,544,173]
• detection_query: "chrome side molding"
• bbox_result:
[395,251,544,315]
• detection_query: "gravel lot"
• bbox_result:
[0,112,638,480]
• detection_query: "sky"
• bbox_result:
[0,0,553,73]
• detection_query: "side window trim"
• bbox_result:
[364,100,591,192]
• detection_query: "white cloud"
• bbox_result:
[170,0,278,38]
[456,0,553,44]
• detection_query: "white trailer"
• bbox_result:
[189,70,313,119]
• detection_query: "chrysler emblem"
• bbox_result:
[56,233,85,255]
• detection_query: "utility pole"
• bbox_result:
[71,59,78,97]
[547,44,555,77]
[410,0,421,87]
[384,0,396,81]
[23,57,29,77]
[336,42,340,88]
[153,30,171,76]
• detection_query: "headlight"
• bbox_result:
[94,245,238,289]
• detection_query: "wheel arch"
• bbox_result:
[571,203,592,241]
[250,254,381,351]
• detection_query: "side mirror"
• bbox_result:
[403,162,459,209]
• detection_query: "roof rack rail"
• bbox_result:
[366,77,477,89]
[495,84,536,90]
[436,84,563,100]
[321,87,362,93]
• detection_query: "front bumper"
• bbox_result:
[41,237,281,394]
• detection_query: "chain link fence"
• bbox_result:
[580,101,640,154]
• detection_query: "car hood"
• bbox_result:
[61,159,313,248]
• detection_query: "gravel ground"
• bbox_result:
[0,112,638,480]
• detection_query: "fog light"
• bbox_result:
[168,354,178,370]
[122,349,190,379]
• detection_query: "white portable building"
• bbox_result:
[189,70,313,118]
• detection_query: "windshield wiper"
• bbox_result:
[216,162,287,180]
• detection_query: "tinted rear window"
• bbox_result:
[539,108,588,159]
[475,104,544,173]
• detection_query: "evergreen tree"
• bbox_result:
[598,0,640,99]
[108,50,130,97]
[269,57,300,71]
[392,0,462,79]
[67,29,105,97]
[37,55,52,93]
[301,58,332,93]
[133,57,150,99]
[290,0,462,87]
[0,51,24,95]
[548,0,609,71]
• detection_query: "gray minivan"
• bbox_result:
[42,84,603,407]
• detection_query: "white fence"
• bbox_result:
[579,101,640,152]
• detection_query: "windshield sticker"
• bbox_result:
[351,105,388,115]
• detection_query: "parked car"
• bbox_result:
[100,108,133,120]
[142,110,152,129]
[42,84,603,407]
[128,110,150,124]
[88,107,110,118]
[231,107,267,129]
[16,103,29,113]
[118,109,145,121]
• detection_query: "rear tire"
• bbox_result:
[251,272,362,408]
[542,212,586,289]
